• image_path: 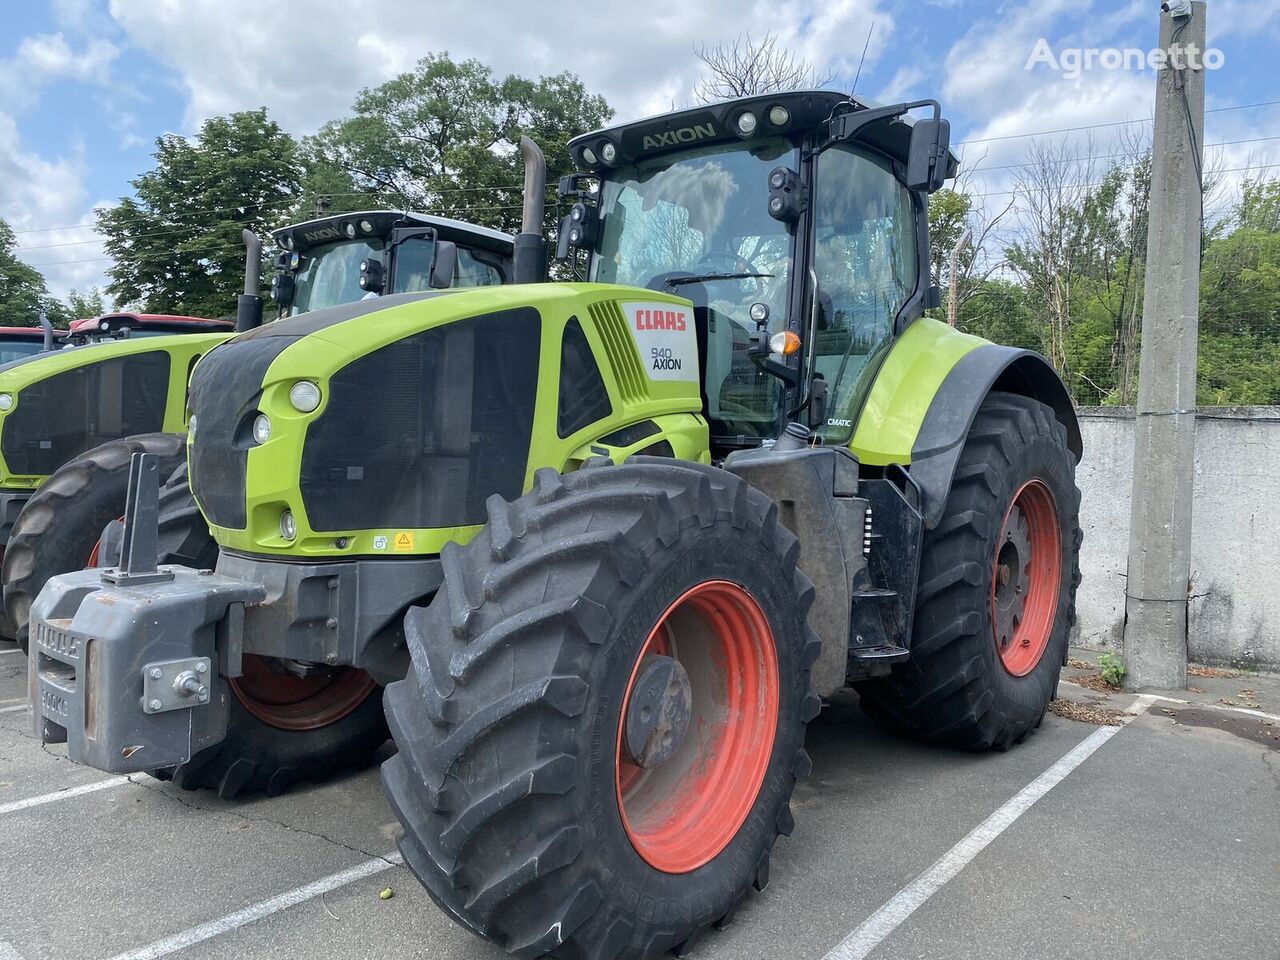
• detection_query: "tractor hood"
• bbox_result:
[0,332,230,487]
[187,283,704,560]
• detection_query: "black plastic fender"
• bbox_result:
[909,345,1081,528]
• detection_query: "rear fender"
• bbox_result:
[909,346,1081,528]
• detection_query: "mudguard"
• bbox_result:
[909,345,1081,528]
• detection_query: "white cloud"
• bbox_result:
[106,0,892,133]
[0,33,119,110]
[0,111,110,301]
[875,65,926,104]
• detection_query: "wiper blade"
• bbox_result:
[663,272,773,289]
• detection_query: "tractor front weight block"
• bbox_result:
[29,566,264,773]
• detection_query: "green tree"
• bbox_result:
[1197,176,1280,404]
[98,109,300,318]
[0,217,56,328]
[65,287,106,320]
[927,187,972,289]
[300,54,612,234]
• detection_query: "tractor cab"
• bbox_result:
[561,90,955,451]
[0,326,65,364]
[269,211,513,318]
[64,313,233,348]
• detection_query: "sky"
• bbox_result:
[2,0,1278,304]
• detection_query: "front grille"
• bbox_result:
[588,301,649,404]
[188,336,295,529]
[1,352,170,476]
[299,308,542,532]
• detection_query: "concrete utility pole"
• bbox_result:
[947,229,971,327]
[1123,2,1206,690]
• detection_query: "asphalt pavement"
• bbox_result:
[2,642,1277,960]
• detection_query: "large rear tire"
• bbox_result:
[137,465,389,799]
[2,433,187,651]
[856,392,1081,750]
[382,459,820,959]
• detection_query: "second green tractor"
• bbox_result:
[31,90,1081,959]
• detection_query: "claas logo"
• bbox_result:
[633,308,687,332]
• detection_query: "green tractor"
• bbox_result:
[0,310,232,643]
[3,214,514,651]
[0,312,64,365]
[31,91,1081,957]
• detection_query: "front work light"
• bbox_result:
[289,381,322,413]
[252,414,272,445]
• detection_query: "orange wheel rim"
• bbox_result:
[230,655,376,731]
[615,580,779,874]
[990,480,1061,677]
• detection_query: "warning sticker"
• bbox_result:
[622,301,699,383]
[393,532,414,553]
[373,535,389,551]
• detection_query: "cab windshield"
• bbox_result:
[0,342,46,364]
[591,138,797,439]
[287,237,504,317]
[289,239,384,316]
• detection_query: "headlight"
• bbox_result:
[0,393,13,412]
[601,141,617,164]
[736,111,758,135]
[252,413,272,445]
[581,146,597,165]
[279,510,297,540]
[768,105,790,127]
[289,381,322,413]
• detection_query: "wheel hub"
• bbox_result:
[623,655,692,769]
[993,506,1033,652]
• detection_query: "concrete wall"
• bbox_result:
[1074,407,1280,670]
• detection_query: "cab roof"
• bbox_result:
[0,326,66,339]
[68,314,233,335]
[569,88,959,178]
[274,211,514,257]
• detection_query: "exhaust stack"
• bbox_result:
[235,229,265,332]
[512,137,548,284]
[38,310,53,352]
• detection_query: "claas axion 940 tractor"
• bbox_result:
[1,214,512,653]
[31,90,1081,958]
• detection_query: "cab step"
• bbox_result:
[848,643,910,663]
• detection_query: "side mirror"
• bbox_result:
[906,118,951,193]
[430,241,457,289]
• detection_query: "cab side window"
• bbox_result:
[811,146,918,440]
[455,249,503,287]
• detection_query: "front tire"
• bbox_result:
[382,459,820,959]
[857,392,1081,750]
[139,464,389,799]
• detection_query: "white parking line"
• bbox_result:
[821,695,1159,960]
[0,777,129,815]
[106,852,404,960]
[0,704,27,714]
[0,939,27,960]
[0,648,21,656]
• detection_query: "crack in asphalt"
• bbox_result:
[122,773,400,866]
[1263,752,1280,793]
